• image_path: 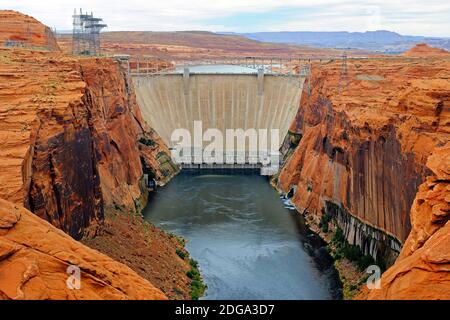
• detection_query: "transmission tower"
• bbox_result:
[72,8,107,56]
[338,53,349,92]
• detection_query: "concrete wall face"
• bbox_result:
[133,74,303,150]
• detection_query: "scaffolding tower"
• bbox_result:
[72,8,107,56]
[338,53,349,92]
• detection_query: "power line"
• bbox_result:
[338,52,349,92]
[72,8,107,56]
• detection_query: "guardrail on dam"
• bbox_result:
[132,68,305,170]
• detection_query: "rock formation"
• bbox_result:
[278,56,450,264]
[1,9,448,300]
[0,10,59,51]
[0,47,178,240]
[0,198,167,300]
[359,144,449,299]
[403,43,450,58]
[0,12,183,300]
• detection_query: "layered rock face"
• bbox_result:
[0,48,177,239]
[76,57,178,217]
[360,144,449,299]
[0,198,167,300]
[278,56,450,263]
[0,10,59,51]
[0,12,182,299]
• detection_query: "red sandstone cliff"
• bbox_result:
[0,198,167,300]
[0,12,184,299]
[359,143,449,299]
[0,10,59,51]
[278,56,450,263]
[0,47,178,240]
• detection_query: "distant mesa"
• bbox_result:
[402,43,450,57]
[0,10,60,51]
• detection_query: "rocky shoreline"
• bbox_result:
[273,180,368,300]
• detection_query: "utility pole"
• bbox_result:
[72,8,107,55]
[338,52,349,92]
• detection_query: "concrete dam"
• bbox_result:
[132,67,305,170]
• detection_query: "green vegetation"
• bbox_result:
[319,210,332,233]
[307,181,313,192]
[167,232,185,246]
[289,131,302,148]
[139,137,156,147]
[156,151,180,178]
[113,202,122,212]
[176,248,187,260]
[173,247,207,300]
[187,258,207,300]
[281,131,303,164]
[189,258,198,269]
[332,226,345,243]
[331,226,375,271]
[186,268,200,280]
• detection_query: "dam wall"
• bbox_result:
[133,73,304,150]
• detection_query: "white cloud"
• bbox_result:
[1,0,449,36]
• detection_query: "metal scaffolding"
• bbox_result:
[72,8,107,56]
[338,53,349,92]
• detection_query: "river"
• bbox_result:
[143,172,341,300]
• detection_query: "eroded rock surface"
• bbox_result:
[0,12,182,300]
[0,10,59,51]
[0,198,167,300]
[359,144,449,299]
[279,56,450,261]
[0,48,177,239]
[280,50,450,298]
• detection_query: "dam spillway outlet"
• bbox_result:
[133,69,305,156]
[168,120,282,174]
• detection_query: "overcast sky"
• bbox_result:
[3,0,450,37]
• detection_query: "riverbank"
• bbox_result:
[303,211,369,299]
[271,178,369,300]
[82,208,194,299]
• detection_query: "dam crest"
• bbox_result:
[130,62,307,173]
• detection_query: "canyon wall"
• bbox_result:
[360,144,449,299]
[0,10,59,51]
[0,198,167,300]
[0,48,178,240]
[0,11,182,300]
[278,55,449,263]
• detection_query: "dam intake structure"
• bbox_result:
[124,57,309,174]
